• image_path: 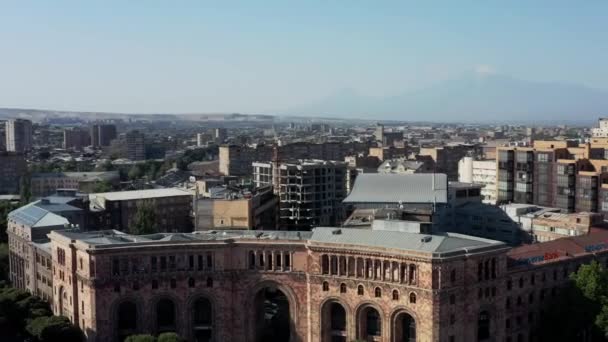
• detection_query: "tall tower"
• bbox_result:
[6,119,33,153]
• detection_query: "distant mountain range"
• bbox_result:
[284,72,608,124]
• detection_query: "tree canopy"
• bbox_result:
[538,261,608,341]
[26,315,84,342]
[130,200,158,235]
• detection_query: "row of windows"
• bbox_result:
[321,281,418,303]
[248,250,292,270]
[320,255,418,285]
[113,277,215,293]
[111,253,215,276]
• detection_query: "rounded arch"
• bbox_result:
[319,298,352,342]
[357,284,365,296]
[186,292,216,342]
[150,294,181,334]
[409,292,417,304]
[355,302,384,341]
[390,308,418,342]
[247,280,299,342]
[110,296,144,342]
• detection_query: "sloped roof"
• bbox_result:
[309,227,504,257]
[344,173,448,204]
[9,202,69,228]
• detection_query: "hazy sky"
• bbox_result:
[1,1,607,113]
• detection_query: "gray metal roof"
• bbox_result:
[309,227,504,257]
[343,173,448,204]
[9,202,70,228]
[55,229,313,248]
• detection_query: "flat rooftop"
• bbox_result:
[89,188,192,201]
[344,173,448,204]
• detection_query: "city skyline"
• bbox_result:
[1,1,607,119]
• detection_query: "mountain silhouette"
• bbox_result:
[286,72,608,123]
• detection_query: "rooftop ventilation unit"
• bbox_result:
[420,236,432,243]
[331,229,342,235]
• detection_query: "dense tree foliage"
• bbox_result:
[0,287,53,340]
[538,261,608,341]
[0,201,19,242]
[125,333,184,342]
[130,200,158,235]
[125,335,157,342]
[26,315,84,342]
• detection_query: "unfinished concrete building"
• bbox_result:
[253,160,347,230]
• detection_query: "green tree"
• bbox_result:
[157,332,184,342]
[19,175,32,205]
[0,201,18,242]
[128,165,144,180]
[130,200,158,235]
[124,334,156,342]
[92,181,113,193]
[538,261,608,341]
[26,316,83,342]
[0,244,9,283]
[0,287,52,339]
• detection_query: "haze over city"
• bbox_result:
[3,3,608,342]
[1,1,608,122]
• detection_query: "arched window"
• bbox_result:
[193,297,212,326]
[392,289,399,301]
[365,307,381,337]
[450,269,456,283]
[519,277,524,288]
[357,285,364,296]
[188,277,195,288]
[192,297,213,341]
[117,301,137,331]
[409,292,416,304]
[322,281,329,291]
[340,283,347,293]
[152,279,158,289]
[374,287,381,298]
[206,277,213,288]
[156,298,176,332]
[321,255,329,274]
[330,303,346,332]
[478,311,490,341]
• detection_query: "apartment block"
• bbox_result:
[63,127,91,150]
[5,118,33,152]
[458,156,498,204]
[30,171,120,197]
[195,185,277,230]
[91,124,117,147]
[0,151,27,194]
[126,130,146,161]
[87,188,193,232]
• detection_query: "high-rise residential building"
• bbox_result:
[126,130,145,161]
[253,159,347,230]
[5,118,33,152]
[214,128,227,143]
[459,156,498,204]
[0,151,27,194]
[496,140,608,216]
[63,127,91,150]
[592,118,608,137]
[90,123,117,147]
[197,132,212,147]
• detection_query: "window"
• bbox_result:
[357,285,364,296]
[206,277,213,288]
[392,290,399,301]
[189,255,194,270]
[506,297,511,309]
[113,283,120,293]
[249,251,255,270]
[322,281,329,291]
[206,253,213,269]
[409,292,416,304]
[450,269,456,283]
[170,278,176,289]
[519,277,524,288]
[450,294,456,305]
[374,287,381,298]
[152,279,158,289]
[450,314,456,325]
[188,277,195,288]
[133,281,139,291]
[151,256,157,272]
[321,255,329,274]
[340,283,347,293]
